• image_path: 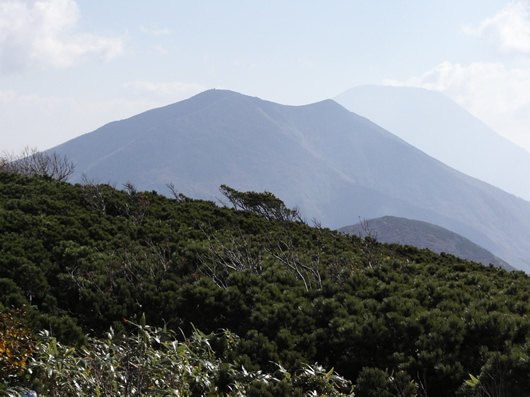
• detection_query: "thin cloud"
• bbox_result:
[124,81,206,101]
[0,89,162,153]
[154,45,169,56]
[1,81,206,153]
[384,62,530,115]
[463,0,530,55]
[139,25,170,36]
[383,1,530,150]
[383,61,530,151]
[0,0,124,73]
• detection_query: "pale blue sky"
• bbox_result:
[2,0,530,153]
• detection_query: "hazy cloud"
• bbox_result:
[139,25,170,36]
[0,0,124,73]
[383,61,530,151]
[0,81,206,153]
[154,45,169,56]
[124,81,206,101]
[0,88,162,153]
[384,61,530,115]
[463,0,530,55]
[383,1,530,151]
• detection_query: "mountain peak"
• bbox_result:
[50,89,530,272]
[335,84,530,201]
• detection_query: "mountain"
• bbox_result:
[51,89,530,272]
[334,85,530,201]
[339,216,514,271]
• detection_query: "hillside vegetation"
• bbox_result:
[0,172,529,396]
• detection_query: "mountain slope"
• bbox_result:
[335,85,530,201]
[339,216,514,271]
[51,89,530,271]
[2,172,529,396]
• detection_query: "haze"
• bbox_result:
[2,0,530,157]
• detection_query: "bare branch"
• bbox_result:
[356,218,381,269]
[166,182,189,202]
[1,146,75,181]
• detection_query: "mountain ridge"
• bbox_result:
[51,89,530,271]
[335,85,530,201]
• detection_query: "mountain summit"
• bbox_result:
[335,85,530,201]
[52,89,530,272]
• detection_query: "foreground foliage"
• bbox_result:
[2,316,352,396]
[0,172,529,396]
[0,310,34,380]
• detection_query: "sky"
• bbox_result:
[2,0,530,153]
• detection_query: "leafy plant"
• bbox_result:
[0,310,34,379]
[0,173,529,396]
[2,316,353,396]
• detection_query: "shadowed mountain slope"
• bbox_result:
[339,216,514,271]
[51,89,530,271]
[335,85,530,201]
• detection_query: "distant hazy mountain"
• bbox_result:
[335,85,530,201]
[339,216,514,271]
[51,89,530,272]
